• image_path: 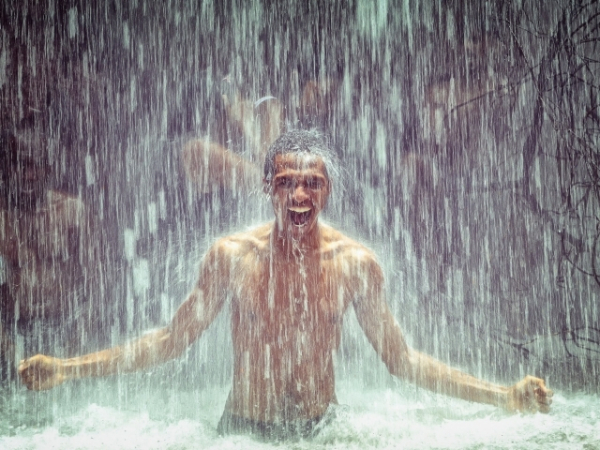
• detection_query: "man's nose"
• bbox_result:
[291,184,309,202]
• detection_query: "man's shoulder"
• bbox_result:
[320,223,379,264]
[211,222,272,256]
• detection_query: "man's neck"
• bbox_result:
[271,223,322,259]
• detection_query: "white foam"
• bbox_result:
[1,379,597,450]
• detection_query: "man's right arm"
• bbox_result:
[18,239,231,391]
[350,249,553,413]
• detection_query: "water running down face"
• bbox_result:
[268,152,330,239]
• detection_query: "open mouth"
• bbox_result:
[288,206,312,227]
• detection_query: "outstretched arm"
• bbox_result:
[397,349,552,413]
[19,240,230,391]
[351,254,553,413]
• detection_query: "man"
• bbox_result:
[19,130,552,440]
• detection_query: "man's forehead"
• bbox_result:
[274,152,327,173]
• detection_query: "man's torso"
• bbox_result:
[219,222,369,422]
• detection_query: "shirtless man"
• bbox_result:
[19,130,552,439]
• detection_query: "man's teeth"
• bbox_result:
[288,206,311,213]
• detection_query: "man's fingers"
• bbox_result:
[32,380,50,391]
[18,362,34,380]
[541,387,554,398]
[535,389,552,401]
[18,358,29,372]
[509,376,554,414]
[18,355,59,391]
[534,386,553,407]
[18,359,38,390]
[524,383,553,413]
[537,396,552,406]
[538,404,551,414]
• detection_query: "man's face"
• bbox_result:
[267,153,330,239]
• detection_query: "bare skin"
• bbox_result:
[19,152,553,424]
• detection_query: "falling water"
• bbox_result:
[1,0,599,448]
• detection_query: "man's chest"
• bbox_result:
[230,257,350,337]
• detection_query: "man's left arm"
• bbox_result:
[351,254,553,413]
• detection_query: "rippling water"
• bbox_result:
[1,375,598,450]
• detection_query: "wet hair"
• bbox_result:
[263,129,341,188]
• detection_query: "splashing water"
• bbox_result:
[1,377,598,450]
[1,0,599,447]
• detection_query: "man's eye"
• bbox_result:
[307,179,322,190]
[278,178,291,188]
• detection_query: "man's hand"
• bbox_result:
[19,355,68,391]
[506,375,553,413]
